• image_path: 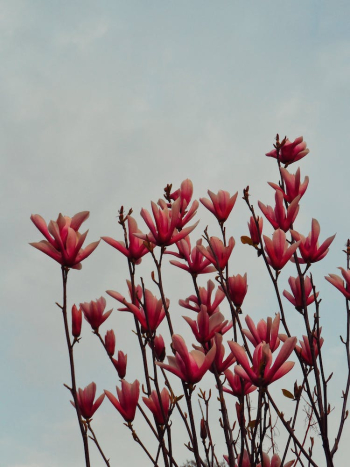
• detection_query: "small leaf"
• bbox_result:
[248,419,256,428]
[241,236,254,246]
[282,389,294,399]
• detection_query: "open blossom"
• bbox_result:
[258,191,300,232]
[222,369,256,398]
[197,236,235,271]
[228,337,296,387]
[102,216,149,265]
[142,388,170,425]
[179,280,225,315]
[247,216,263,245]
[268,167,309,204]
[157,334,216,384]
[105,330,116,356]
[225,273,248,307]
[280,329,324,366]
[242,314,281,352]
[71,304,82,338]
[211,333,236,374]
[134,198,199,247]
[167,237,216,275]
[258,453,294,467]
[283,275,319,310]
[112,350,127,379]
[183,306,231,344]
[263,229,300,271]
[291,218,335,264]
[200,189,238,223]
[326,267,350,300]
[105,379,139,423]
[107,288,167,333]
[30,211,99,269]
[80,297,112,331]
[167,179,199,230]
[71,382,105,420]
[266,136,309,165]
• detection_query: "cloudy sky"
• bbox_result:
[2,1,350,466]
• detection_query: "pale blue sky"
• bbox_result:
[2,1,350,466]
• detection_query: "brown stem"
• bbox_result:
[87,422,110,466]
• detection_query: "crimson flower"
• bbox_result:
[197,236,235,271]
[242,314,281,352]
[280,330,324,366]
[247,215,263,246]
[71,382,105,420]
[222,369,256,398]
[107,288,166,333]
[179,279,225,315]
[326,268,350,300]
[225,273,248,307]
[80,297,112,331]
[71,304,82,338]
[112,351,127,379]
[142,388,170,425]
[211,333,236,374]
[105,379,139,422]
[183,306,231,344]
[283,275,319,310]
[105,329,116,356]
[151,335,166,361]
[102,216,149,265]
[30,211,99,269]
[258,453,294,467]
[228,337,296,387]
[291,219,335,264]
[200,189,238,223]
[266,136,309,165]
[167,237,216,275]
[259,191,300,232]
[263,229,300,271]
[167,179,199,230]
[135,198,198,247]
[157,334,216,384]
[268,167,309,204]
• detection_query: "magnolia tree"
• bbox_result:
[30,135,350,467]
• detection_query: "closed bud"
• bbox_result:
[200,418,207,440]
[71,304,82,338]
[105,330,116,356]
[153,335,166,361]
[112,351,127,379]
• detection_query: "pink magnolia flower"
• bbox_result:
[258,453,294,467]
[326,268,350,300]
[228,337,296,387]
[135,198,199,247]
[71,304,82,338]
[157,334,216,384]
[105,330,116,356]
[222,369,256,398]
[211,333,236,374]
[268,167,309,204]
[105,379,139,423]
[242,314,281,352]
[30,211,99,270]
[283,275,319,310]
[80,297,112,331]
[263,229,300,271]
[107,288,167,333]
[102,216,149,265]
[112,350,127,379]
[179,280,225,315]
[247,216,263,246]
[225,273,248,307]
[258,191,300,232]
[142,388,170,425]
[151,335,166,361]
[167,237,216,275]
[266,136,309,165]
[291,218,335,264]
[197,236,235,271]
[167,179,199,230]
[71,382,105,420]
[280,330,324,366]
[200,189,238,223]
[183,306,231,344]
